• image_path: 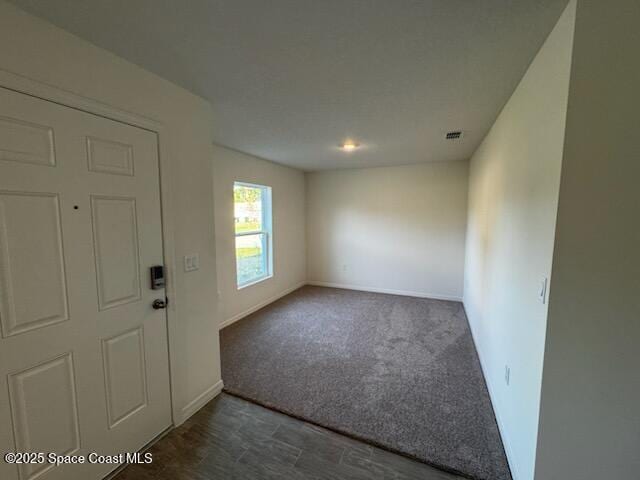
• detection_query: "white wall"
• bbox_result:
[462,2,576,479]
[307,161,468,301]
[535,0,640,478]
[213,145,306,327]
[0,0,221,424]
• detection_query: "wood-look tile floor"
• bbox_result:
[114,393,464,480]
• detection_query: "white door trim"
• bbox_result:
[0,67,182,425]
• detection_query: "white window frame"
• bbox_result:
[234,181,273,289]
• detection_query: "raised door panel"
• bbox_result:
[90,196,141,311]
[0,192,69,337]
[102,327,148,429]
[0,116,55,166]
[8,353,81,480]
[86,137,134,177]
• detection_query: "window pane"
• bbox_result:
[236,233,267,286]
[234,184,263,234]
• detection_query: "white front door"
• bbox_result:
[0,87,172,480]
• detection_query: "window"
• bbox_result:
[234,182,272,288]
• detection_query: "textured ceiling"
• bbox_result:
[10,0,567,170]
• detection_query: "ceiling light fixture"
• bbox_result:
[340,141,359,152]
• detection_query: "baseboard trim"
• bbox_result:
[219,282,306,329]
[307,281,462,302]
[180,379,224,422]
[462,301,519,480]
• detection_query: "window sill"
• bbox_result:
[237,274,273,290]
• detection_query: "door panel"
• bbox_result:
[86,136,134,177]
[8,353,81,480]
[0,116,55,166]
[90,195,141,311]
[101,327,148,429]
[0,192,69,337]
[0,87,171,480]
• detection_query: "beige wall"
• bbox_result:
[0,0,221,424]
[535,1,640,478]
[463,2,575,479]
[307,162,468,300]
[213,145,306,327]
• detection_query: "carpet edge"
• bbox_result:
[223,388,478,480]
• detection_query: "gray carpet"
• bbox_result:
[220,286,511,480]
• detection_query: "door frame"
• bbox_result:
[0,68,183,425]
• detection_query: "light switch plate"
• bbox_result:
[184,254,200,272]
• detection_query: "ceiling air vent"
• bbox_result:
[446,131,463,140]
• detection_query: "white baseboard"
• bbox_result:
[462,302,519,480]
[307,281,462,302]
[180,379,224,423]
[219,281,460,330]
[219,282,307,329]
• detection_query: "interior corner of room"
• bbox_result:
[1,0,638,480]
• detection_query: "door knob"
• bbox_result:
[152,298,167,310]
